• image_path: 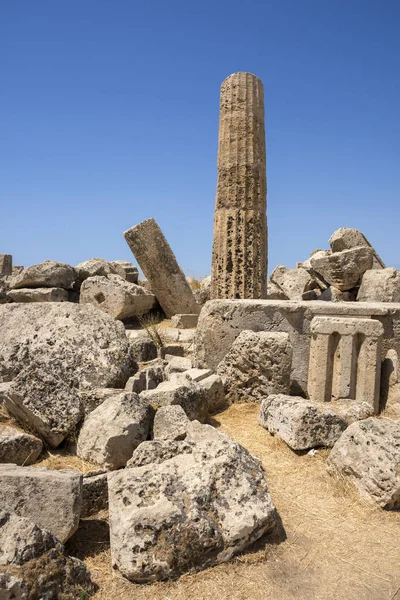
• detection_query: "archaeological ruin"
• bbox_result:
[1,71,400,599]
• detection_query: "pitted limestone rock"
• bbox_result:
[357,268,400,302]
[9,261,76,290]
[270,265,317,301]
[140,374,208,422]
[310,247,374,291]
[152,405,190,440]
[329,227,385,269]
[6,287,68,303]
[0,426,42,465]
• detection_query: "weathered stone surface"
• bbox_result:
[159,344,185,358]
[80,274,156,321]
[327,418,400,508]
[0,511,95,598]
[199,374,226,413]
[217,331,292,403]
[184,368,213,382]
[0,303,136,389]
[153,405,190,441]
[302,289,321,301]
[0,426,42,465]
[357,268,400,302]
[329,227,385,269]
[11,265,24,277]
[125,359,165,394]
[319,286,356,302]
[0,278,10,305]
[141,375,208,422]
[124,218,200,318]
[381,349,400,409]
[5,365,83,448]
[310,247,374,291]
[79,388,124,416]
[195,299,400,396]
[129,337,157,362]
[109,260,139,284]
[77,392,154,470]
[170,314,198,329]
[0,383,11,407]
[109,421,277,582]
[75,258,113,286]
[6,287,68,303]
[270,266,317,301]
[266,280,288,300]
[211,73,267,300]
[194,276,211,306]
[9,261,76,290]
[0,255,12,277]
[259,395,372,450]
[81,471,108,517]
[165,356,192,377]
[0,465,82,542]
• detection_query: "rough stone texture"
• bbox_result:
[211,72,267,300]
[81,471,108,517]
[129,337,157,362]
[259,395,372,451]
[124,218,200,318]
[11,265,24,277]
[80,274,156,321]
[159,344,185,358]
[357,268,400,302]
[0,426,42,465]
[0,465,82,542]
[327,418,400,508]
[6,287,68,303]
[308,316,383,414]
[329,227,385,269]
[75,258,114,286]
[5,365,83,448]
[0,278,10,305]
[199,374,226,414]
[109,260,139,284]
[141,375,208,423]
[170,314,199,329]
[195,299,400,397]
[266,280,288,300]
[0,382,11,408]
[0,511,95,599]
[319,286,356,302]
[153,405,190,440]
[194,276,211,306]
[79,387,125,416]
[217,331,292,403]
[0,303,136,389]
[108,421,277,582]
[9,261,76,290]
[125,359,165,394]
[77,392,154,470]
[184,368,213,382]
[0,255,12,277]
[310,247,374,291]
[381,349,400,410]
[270,266,317,301]
[165,356,192,377]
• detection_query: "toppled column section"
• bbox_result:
[211,72,267,299]
[308,316,384,414]
[124,218,199,318]
[0,254,12,276]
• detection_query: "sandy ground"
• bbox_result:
[62,403,400,600]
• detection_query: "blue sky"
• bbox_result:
[1,1,399,276]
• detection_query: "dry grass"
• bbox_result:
[34,446,99,475]
[62,403,400,600]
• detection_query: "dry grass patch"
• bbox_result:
[34,446,98,475]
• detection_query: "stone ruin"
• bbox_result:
[1,71,400,597]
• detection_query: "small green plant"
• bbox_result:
[138,313,165,348]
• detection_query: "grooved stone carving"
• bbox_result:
[211,72,267,299]
[308,316,384,414]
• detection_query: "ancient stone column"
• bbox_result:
[124,218,200,318]
[211,72,267,299]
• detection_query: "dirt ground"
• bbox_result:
[62,403,400,600]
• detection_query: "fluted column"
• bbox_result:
[211,72,267,299]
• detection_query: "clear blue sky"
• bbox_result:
[1,1,399,276]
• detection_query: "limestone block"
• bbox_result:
[184,368,213,382]
[211,73,267,300]
[140,375,208,422]
[217,330,292,403]
[357,268,400,302]
[329,227,385,269]
[124,218,200,318]
[266,280,288,300]
[0,278,10,305]
[129,338,157,362]
[199,374,226,413]
[5,365,83,448]
[153,405,190,440]
[310,247,374,291]
[77,392,154,470]
[0,426,42,465]
[319,286,356,302]
[80,274,156,321]
[125,359,165,394]
[11,265,24,277]
[159,344,185,358]
[108,421,277,581]
[78,388,125,416]
[170,314,199,329]
[380,349,400,409]
[109,261,139,284]
[75,258,113,286]
[0,383,12,407]
[81,471,108,517]
[270,265,317,300]
[0,303,136,388]
[259,395,372,450]
[327,418,400,508]
[6,287,68,303]
[0,465,82,542]
[9,261,76,290]
[194,276,211,306]
[0,255,12,277]
[165,356,192,377]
